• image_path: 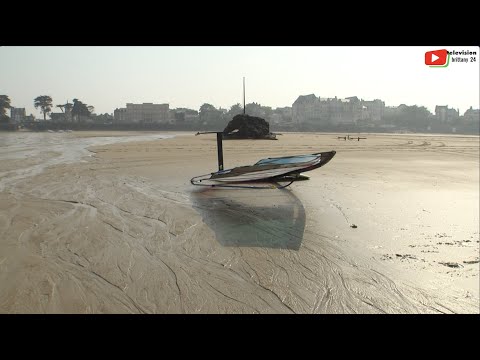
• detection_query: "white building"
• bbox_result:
[114,103,169,123]
[10,107,26,122]
[463,106,479,122]
[292,94,379,126]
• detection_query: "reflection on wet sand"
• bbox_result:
[191,188,305,250]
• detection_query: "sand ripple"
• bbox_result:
[0,132,478,313]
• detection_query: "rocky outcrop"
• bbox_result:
[223,114,277,140]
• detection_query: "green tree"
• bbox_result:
[71,98,93,121]
[262,106,273,121]
[227,103,243,118]
[245,102,268,118]
[199,103,224,129]
[34,95,53,121]
[199,103,215,122]
[395,105,432,130]
[0,95,12,123]
[199,103,216,113]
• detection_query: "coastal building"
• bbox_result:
[435,105,459,123]
[113,107,128,122]
[172,108,199,124]
[270,113,283,125]
[463,106,479,122]
[25,114,36,122]
[335,96,361,125]
[50,113,65,122]
[361,99,385,123]
[10,107,26,122]
[270,107,292,125]
[276,107,292,118]
[114,103,169,124]
[292,94,382,126]
[292,94,318,126]
[49,101,74,122]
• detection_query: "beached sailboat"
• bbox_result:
[190,143,336,189]
[191,78,336,189]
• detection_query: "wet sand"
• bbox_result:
[0,131,478,313]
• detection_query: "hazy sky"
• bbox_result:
[1,46,479,117]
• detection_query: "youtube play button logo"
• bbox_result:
[425,49,449,67]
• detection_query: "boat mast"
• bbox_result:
[216,132,224,171]
[195,131,224,171]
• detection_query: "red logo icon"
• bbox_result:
[425,49,448,66]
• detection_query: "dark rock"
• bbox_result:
[439,262,463,268]
[395,254,417,260]
[223,114,276,140]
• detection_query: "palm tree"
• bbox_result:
[56,101,75,122]
[34,95,53,121]
[0,95,12,122]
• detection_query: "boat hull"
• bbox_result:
[199,150,336,184]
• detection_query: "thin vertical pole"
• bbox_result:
[216,132,224,171]
[243,77,245,114]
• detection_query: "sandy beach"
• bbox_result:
[0,131,478,313]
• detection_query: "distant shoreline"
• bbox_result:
[3,127,479,137]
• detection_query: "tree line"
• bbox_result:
[0,95,94,123]
[2,94,478,134]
